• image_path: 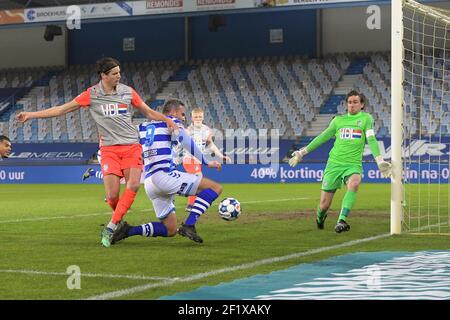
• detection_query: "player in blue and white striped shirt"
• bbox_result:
[111,99,223,244]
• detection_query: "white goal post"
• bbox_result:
[391,0,403,235]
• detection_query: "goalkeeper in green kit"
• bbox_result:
[289,90,392,233]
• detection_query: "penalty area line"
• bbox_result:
[84,232,391,300]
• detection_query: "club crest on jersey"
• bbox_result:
[100,103,128,116]
[340,128,362,140]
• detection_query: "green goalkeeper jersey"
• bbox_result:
[306,111,381,166]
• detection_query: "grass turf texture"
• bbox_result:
[0,183,449,299]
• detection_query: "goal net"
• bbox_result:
[395,0,450,234]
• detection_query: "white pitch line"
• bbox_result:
[0,212,111,224]
[84,232,391,300]
[1,197,311,223]
[241,197,311,204]
[0,269,173,281]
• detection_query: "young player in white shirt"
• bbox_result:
[183,108,230,211]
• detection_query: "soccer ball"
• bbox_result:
[218,198,241,221]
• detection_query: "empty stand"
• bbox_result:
[3,52,445,143]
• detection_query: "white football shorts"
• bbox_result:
[144,170,201,219]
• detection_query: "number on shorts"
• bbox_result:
[145,124,156,147]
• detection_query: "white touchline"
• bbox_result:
[1,197,312,223]
[84,232,391,300]
[0,269,173,281]
[0,212,111,224]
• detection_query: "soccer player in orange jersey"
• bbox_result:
[16,57,178,247]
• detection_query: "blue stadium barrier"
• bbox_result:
[1,163,448,184]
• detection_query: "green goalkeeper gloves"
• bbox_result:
[288,147,308,167]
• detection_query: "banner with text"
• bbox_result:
[24,2,133,23]
[0,9,25,25]
[12,0,374,25]
[1,143,98,164]
[1,163,448,184]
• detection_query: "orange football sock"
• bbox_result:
[107,198,119,211]
[188,195,197,206]
[111,188,137,224]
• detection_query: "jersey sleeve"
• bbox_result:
[306,117,337,153]
[365,113,381,158]
[131,88,144,107]
[365,113,375,132]
[206,125,213,144]
[74,87,91,107]
[178,127,209,165]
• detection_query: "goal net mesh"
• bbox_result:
[402,0,450,233]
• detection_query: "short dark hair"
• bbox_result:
[0,135,10,143]
[346,90,365,109]
[162,99,185,115]
[96,57,120,76]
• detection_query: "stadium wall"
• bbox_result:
[0,25,66,68]
[321,1,450,54]
[3,2,450,68]
[321,4,391,55]
[68,17,185,64]
[190,10,316,59]
[0,5,402,68]
[68,10,316,64]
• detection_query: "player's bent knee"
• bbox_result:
[106,195,119,202]
[347,181,360,191]
[198,177,222,194]
[213,183,223,195]
[127,182,140,192]
[319,200,331,211]
[205,180,222,195]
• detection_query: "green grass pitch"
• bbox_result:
[1,183,449,299]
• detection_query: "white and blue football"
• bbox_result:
[218,198,241,221]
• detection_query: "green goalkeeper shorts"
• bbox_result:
[321,163,362,192]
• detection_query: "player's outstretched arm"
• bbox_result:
[16,100,80,123]
[178,128,210,166]
[289,120,336,167]
[365,119,392,178]
[288,147,308,167]
[207,160,222,171]
[135,101,179,134]
[208,140,231,163]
